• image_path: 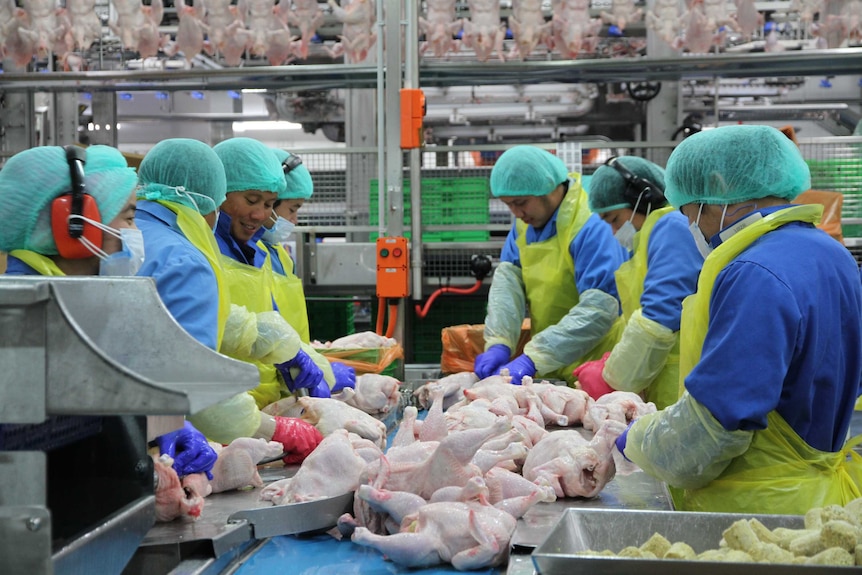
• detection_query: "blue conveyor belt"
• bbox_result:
[234,532,501,574]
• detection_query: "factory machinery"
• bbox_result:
[1,2,862,574]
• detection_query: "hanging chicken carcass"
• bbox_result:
[418,0,462,59]
[109,0,165,59]
[14,0,72,61]
[507,0,552,60]
[277,0,325,59]
[202,0,249,66]
[462,0,506,62]
[327,0,377,63]
[550,0,602,59]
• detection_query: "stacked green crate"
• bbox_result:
[306,298,355,343]
[410,296,488,364]
[806,158,862,237]
[370,177,490,242]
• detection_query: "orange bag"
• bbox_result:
[795,189,844,243]
[317,343,404,376]
[440,320,532,375]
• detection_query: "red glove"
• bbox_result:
[573,352,615,400]
[272,416,323,464]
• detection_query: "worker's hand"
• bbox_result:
[277,350,325,393]
[499,354,536,385]
[330,362,356,393]
[615,420,634,462]
[474,344,511,379]
[272,416,324,465]
[156,421,218,479]
[308,377,332,398]
[573,352,615,401]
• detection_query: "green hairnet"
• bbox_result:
[271,148,314,200]
[137,139,227,215]
[588,157,666,213]
[213,137,286,196]
[0,145,137,255]
[665,125,810,208]
[490,146,569,197]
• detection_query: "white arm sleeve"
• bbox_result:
[483,261,527,350]
[603,309,676,393]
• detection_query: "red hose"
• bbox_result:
[384,303,398,339]
[414,280,483,319]
[375,296,386,335]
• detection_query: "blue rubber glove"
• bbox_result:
[615,421,634,462]
[474,344,511,379]
[309,377,332,398]
[277,350,325,393]
[330,362,356,393]
[156,421,218,479]
[499,354,536,385]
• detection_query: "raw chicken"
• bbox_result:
[351,501,517,570]
[317,330,397,349]
[645,0,684,47]
[165,0,207,61]
[236,0,290,62]
[108,0,164,59]
[418,0,462,59]
[278,0,325,59]
[483,467,556,504]
[153,454,205,522]
[413,371,479,410]
[181,472,213,498]
[461,0,505,62]
[14,0,71,61]
[390,405,419,448]
[327,0,377,63]
[209,437,283,493]
[790,0,823,25]
[676,0,719,53]
[508,0,552,60]
[732,0,762,40]
[262,429,372,504]
[582,390,656,431]
[295,395,388,448]
[334,373,401,414]
[65,0,102,51]
[523,378,592,426]
[0,0,20,60]
[550,0,602,59]
[599,0,644,32]
[201,0,249,65]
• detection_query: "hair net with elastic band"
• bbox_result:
[490,145,569,197]
[137,139,227,215]
[213,137,287,195]
[0,145,138,254]
[271,148,314,200]
[588,157,666,213]
[664,125,810,208]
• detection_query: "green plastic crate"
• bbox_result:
[370,177,490,242]
[306,299,355,343]
[409,296,488,364]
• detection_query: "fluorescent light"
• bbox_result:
[232,121,303,132]
[241,88,268,93]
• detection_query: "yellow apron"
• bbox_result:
[219,251,283,409]
[676,204,862,514]
[157,201,231,351]
[8,250,66,276]
[516,179,624,384]
[614,207,680,410]
[260,241,310,343]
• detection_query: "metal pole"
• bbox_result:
[405,0,422,302]
[376,0,386,239]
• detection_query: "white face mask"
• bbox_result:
[688,203,729,260]
[614,219,637,251]
[70,214,146,276]
[261,215,295,245]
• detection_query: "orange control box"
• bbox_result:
[376,236,409,298]
[400,88,426,149]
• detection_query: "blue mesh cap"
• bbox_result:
[0,145,138,254]
[490,146,570,197]
[213,137,287,195]
[137,139,227,215]
[271,148,314,200]
[665,125,811,208]
[588,156,666,213]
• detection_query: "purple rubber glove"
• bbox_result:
[309,377,331,398]
[156,421,218,479]
[499,354,536,385]
[615,421,634,462]
[474,344,511,379]
[277,350,325,393]
[330,362,356,393]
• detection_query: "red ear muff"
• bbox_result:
[51,146,102,259]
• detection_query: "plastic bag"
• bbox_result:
[440,320,532,375]
[220,304,258,359]
[316,343,404,376]
[252,311,301,365]
[188,392,261,445]
[795,189,843,243]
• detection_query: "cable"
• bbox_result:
[414,280,483,319]
[375,296,386,335]
[384,301,398,339]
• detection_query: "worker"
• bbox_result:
[213,137,330,405]
[473,145,629,385]
[573,156,702,409]
[135,138,322,467]
[0,145,140,277]
[616,124,862,514]
[261,148,356,392]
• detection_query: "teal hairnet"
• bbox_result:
[490,146,569,197]
[137,139,227,215]
[270,148,314,200]
[588,157,666,213]
[213,137,286,196]
[665,125,810,208]
[0,145,137,254]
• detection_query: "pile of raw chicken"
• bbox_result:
[1,0,856,70]
[154,369,656,571]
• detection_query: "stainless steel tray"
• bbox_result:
[532,508,856,575]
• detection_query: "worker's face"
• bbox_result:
[599,208,644,233]
[103,191,138,255]
[220,190,278,243]
[500,185,565,229]
[681,203,725,241]
[274,198,304,224]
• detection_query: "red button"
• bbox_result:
[392,248,403,257]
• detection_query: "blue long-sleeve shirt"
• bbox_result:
[687,206,862,452]
[136,201,220,350]
[500,209,627,298]
[642,211,703,331]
